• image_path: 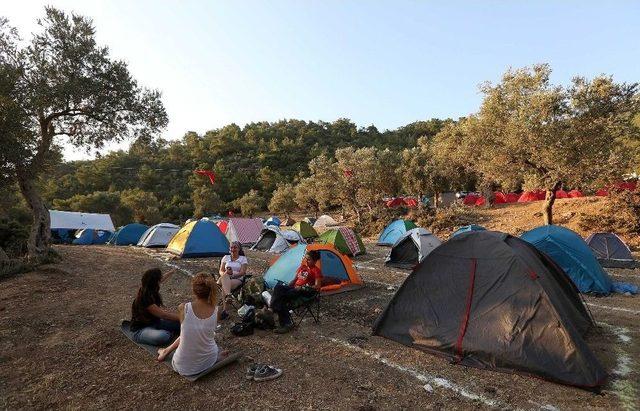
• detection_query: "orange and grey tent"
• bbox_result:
[263,243,363,294]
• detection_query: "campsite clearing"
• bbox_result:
[1,242,639,410]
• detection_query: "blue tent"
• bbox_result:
[452,224,486,237]
[108,223,149,246]
[166,219,230,258]
[263,244,360,289]
[73,229,112,245]
[521,225,613,294]
[265,216,281,227]
[377,220,417,246]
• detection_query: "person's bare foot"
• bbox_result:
[217,350,229,361]
[157,348,169,362]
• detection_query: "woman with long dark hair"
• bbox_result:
[130,268,180,345]
[217,241,249,318]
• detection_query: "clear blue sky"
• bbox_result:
[5,1,640,160]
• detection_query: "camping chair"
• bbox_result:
[211,271,248,311]
[272,280,321,326]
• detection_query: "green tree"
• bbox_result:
[434,64,639,224]
[0,8,167,257]
[233,189,265,217]
[191,185,223,219]
[120,188,160,224]
[268,183,297,217]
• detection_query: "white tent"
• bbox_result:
[251,226,305,253]
[385,228,442,269]
[313,214,339,228]
[137,223,180,248]
[49,210,115,231]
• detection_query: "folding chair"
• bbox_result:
[290,292,321,326]
[211,271,248,310]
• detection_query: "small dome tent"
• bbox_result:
[373,231,606,388]
[108,223,149,246]
[377,219,417,246]
[317,227,366,256]
[281,217,296,226]
[385,228,441,269]
[72,229,112,245]
[452,225,486,237]
[263,244,363,294]
[291,221,318,240]
[313,214,339,228]
[166,219,229,258]
[265,216,281,227]
[251,226,305,253]
[585,232,635,269]
[137,223,180,248]
[521,225,614,294]
[226,218,264,246]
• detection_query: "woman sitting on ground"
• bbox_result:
[130,268,180,346]
[271,250,322,334]
[157,273,227,376]
[218,241,249,318]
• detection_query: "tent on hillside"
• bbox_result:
[518,191,542,202]
[377,219,417,246]
[166,219,229,258]
[226,218,263,245]
[317,227,366,256]
[251,226,305,253]
[265,216,281,227]
[555,189,569,199]
[72,229,112,245]
[505,192,520,203]
[291,221,318,240]
[303,217,317,225]
[462,194,479,205]
[385,228,441,269]
[403,198,419,208]
[216,220,228,234]
[263,244,363,294]
[137,223,180,248]
[49,210,115,231]
[108,223,149,246]
[521,225,616,294]
[567,190,584,198]
[281,217,296,226]
[452,225,486,237]
[373,230,606,388]
[385,197,405,208]
[585,232,635,269]
[313,214,339,228]
[493,192,507,204]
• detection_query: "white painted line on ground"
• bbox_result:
[587,303,640,315]
[319,335,503,408]
[599,321,638,409]
[140,249,195,277]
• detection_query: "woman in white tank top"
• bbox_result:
[157,273,227,376]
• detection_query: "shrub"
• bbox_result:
[579,189,640,234]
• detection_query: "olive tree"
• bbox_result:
[0,8,167,257]
[435,64,639,224]
[268,183,296,217]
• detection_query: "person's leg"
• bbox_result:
[272,285,300,327]
[157,336,180,361]
[133,327,173,346]
[155,318,181,335]
[220,274,242,311]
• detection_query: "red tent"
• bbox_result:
[493,192,507,204]
[535,190,547,200]
[463,194,479,205]
[217,220,228,234]
[518,191,541,202]
[385,198,405,208]
[596,189,608,197]
[567,190,583,198]
[403,198,419,208]
[555,189,569,199]
[474,196,486,206]
[505,193,520,203]
[614,181,637,191]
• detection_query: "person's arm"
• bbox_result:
[161,268,177,283]
[313,275,322,291]
[147,304,180,322]
[219,258,229,276]
[234,262,248,279]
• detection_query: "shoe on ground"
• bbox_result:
[273,323,294,334]
[246,363,263,380]
[253,365,283,382]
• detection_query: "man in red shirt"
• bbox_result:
[271,250,322,333]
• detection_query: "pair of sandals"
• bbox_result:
[245,363,283,382]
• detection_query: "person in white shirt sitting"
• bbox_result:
[157,273,227,376]
[217,241,248,319]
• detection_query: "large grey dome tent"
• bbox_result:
[373,231,606,388]
[385,228,441,269]
[137,223,180,248]
[585,232,635,268]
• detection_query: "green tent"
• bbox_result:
[318,227,366,256]
[292,221,318,239]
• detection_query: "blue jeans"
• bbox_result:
[133,319,181,346]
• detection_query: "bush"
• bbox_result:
[579,189,640,234]
[0,217,30,258]
[355,207,406,237]
[413,205,481,236]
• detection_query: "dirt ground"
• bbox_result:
[1,236,639,410]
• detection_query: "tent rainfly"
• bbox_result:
[585,232,636,269]
[137,223,180,248]
[385,228,441,269]
[49,210,115,231]
[226,218,264,246]
[251,226,305,253]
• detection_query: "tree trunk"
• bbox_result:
[16,171,51,258]
[542,182,562,225]
[0,247,8,262]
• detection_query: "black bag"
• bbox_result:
[241,307,255,324]
[254,308,275,330]
[231,322,254,337]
